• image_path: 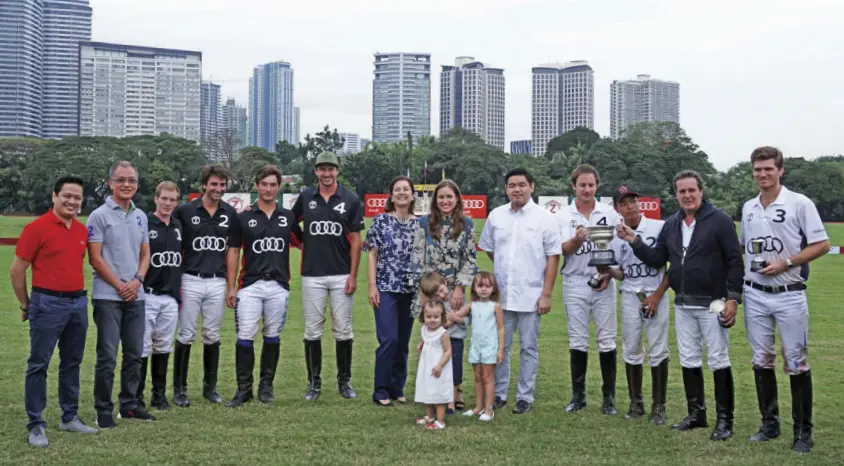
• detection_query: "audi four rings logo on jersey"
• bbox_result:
[310,221,343,236]
[463,200,485,209]
[575,241,594,256]
[192,236,227,251]
[748,236,784,253]
[252,237,286,254]
[638,201,659,211]
[367,198,387,208]
[151,251,181,268]
[625,263,659,278]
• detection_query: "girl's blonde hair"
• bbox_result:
[418,300,447,325]
[470,271,500,302]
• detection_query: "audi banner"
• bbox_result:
[363,194,488,219]
[639,197,661,220]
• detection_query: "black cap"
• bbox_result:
[612,186,639,205]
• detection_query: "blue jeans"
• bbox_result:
[93,299,145,415]
[372,292,414,401]
[25,291,88,431]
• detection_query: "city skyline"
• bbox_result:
[440,57,506,150]
[248,60,295,151]
[610,74,680,140]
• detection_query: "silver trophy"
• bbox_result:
[586,225,618,289]
[636,288,650,319]
[749,239,768,273]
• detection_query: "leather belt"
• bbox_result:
[744,280,806,294]
[184,271,224,279]
[32,287,87,298]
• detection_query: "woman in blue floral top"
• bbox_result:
[364,176,419,407]
[410,179,479,412]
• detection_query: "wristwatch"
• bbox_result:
[786,259,794,269]
[134,274,145,284]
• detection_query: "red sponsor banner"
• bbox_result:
[639,197,661,220]
[364,194,389,217]
[462,195,487,219]
[188,193,200,201]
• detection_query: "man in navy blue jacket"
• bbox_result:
[617,170,744,442]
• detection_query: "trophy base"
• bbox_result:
[750,260,769,273]
[587,252,618,267]
[587,274,602,289]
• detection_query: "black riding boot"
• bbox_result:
[258,341,280,403]
[150,352,170,410]
[790,371,814,453]
[203,342,223,403]
[671,367,708,430]
[649,358,669,425]
[600,350,618,415]
[226,344,255,408]
[337,339,357,399]
[137,356,148,409]
[172,341,191,407]
[565,350,588,413]
[304,339,322,401]
[710,367,735,441]
[749,368,780,442]
[624,363,645,419]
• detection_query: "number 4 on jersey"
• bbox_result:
[334,202,346,215]
[596,217,608,226]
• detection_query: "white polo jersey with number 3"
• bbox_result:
[740,186,828,286]
[558,201,620,278]
[610,216,666,293]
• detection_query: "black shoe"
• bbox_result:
[671,367,708,431]
[227,344,255,408]
[137,356,148,409]
[600,350,618,415]
[203,342,223,403]
[566,349,588,413]
[513,399,533,414]
[749,368,780,442]
[304,339,322,401]
[790,371,813,453]
[493,396,507,410]
[172,341,191,408]
[649,359,669,425]
[336,339,357,399]
[96,414,116,429]
[710,367,734,441]
[258,341,280,404]
[624,363,645,420]
[119,406,156,421]
[150,353,171,411]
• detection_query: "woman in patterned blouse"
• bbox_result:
[410,179,479,412]
[365,176,419,407]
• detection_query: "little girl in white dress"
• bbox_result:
[414,301,453,430]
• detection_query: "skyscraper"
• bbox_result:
[248,61,294,151]
[293,106,300,144]
[77,42,202,141]
[200,81,221,146]
[0,0,90,138]
[610,74,680,139]
[440,57,505,149]
[531,61,594,156]
[337,132,360,155]
[222,97,248,148]
[372,52,431,143]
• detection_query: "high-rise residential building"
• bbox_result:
[440,57,505,149]
[200,81,221,146]
[77,42,202,140]
[531,60,594,156]
[510,140,532,155]
[372,52,431,143]
[222,97,248,148]
[293,106,300,144]
[337,132,361,155]
[610,74,680,139]
[0,0,91,138]
[248,61,294,151]
[360,138,371,151]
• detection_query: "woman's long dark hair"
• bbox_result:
[428,179,465,241]
[384,176,415,214]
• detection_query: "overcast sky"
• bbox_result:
[91,0,843,171]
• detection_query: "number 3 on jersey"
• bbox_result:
[333,202,346,215]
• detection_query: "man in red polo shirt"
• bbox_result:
[10,176,98,448]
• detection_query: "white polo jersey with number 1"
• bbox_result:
[558,201,620,278]
[740,186,828,287]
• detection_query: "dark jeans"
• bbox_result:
[25,291,88,431]
[93,299,145,415]
[451,337,464,386]
[372,292,414,401]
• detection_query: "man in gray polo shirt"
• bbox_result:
[87,160,153,428]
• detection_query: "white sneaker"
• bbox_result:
[425,420,446,430]
[463,409,481,417]
[478,411,495,422]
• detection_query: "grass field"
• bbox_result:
[1,215,843,465]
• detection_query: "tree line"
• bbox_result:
[1,122,842,220]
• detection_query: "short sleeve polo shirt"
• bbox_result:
[145,213,183,301]
[15,211,88,292]
[231,204,302,290]
[173,197,241,277]
[87,197,148,300]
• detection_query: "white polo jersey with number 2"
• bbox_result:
[557,201,620,278]
[740,186,828,287]
[610,215,666,293]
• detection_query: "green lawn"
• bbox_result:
[1,218,843,465]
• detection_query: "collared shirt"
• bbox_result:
[558,200,620,278]
[173,197,241,276]
[145,213,183,301]
[87,197,148,300]
[231,204,302,290]
[292,184,365,277]
[479,199,562,313]
[610,215,666,293]
[740,186,828,286]
[16,211,88,292]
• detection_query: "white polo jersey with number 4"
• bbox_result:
[740,186,828,286]
[558,201,620,278]
[610,215,666,293]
